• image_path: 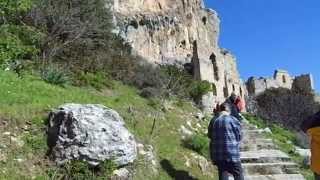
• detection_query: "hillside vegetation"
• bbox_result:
[0,70,217,179]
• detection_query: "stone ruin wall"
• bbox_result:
[246,70,314,96]
[111,0,247,112]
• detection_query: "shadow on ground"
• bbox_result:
[160,159,198,180]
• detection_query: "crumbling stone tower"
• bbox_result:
[246,70,314,96]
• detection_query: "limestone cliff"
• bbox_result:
[111,0,246,111]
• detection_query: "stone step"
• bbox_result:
[244,174,305,180]
[242,162,299,175]
[241,139,277,151]
[240,150,291,163]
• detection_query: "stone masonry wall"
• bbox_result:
[246,70,314,96]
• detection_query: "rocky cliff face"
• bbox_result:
[111,0,246,111]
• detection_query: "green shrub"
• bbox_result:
[64,160,94,180]
[0,0,34,23]
[99,160,117,178]
[24,132,47,152]
[0,25,40,65]
[189,80,212,103]
[40,66,68,86]
[184,134,209,158]
[75,71,113,90]
[47,160,117,180]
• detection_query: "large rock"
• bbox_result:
[47,104,137,166]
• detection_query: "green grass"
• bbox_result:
[0,70,217,180]
[243,114,314,180]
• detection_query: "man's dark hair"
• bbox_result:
[230,92,237,103]
[220,103,230,112]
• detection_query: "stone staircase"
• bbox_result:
[234,121,306,180]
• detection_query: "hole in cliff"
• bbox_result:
[170,30,176,36]
[282,75,287,83]
[232,84,236,92]
[158,2,162,10]
[240,87,243,97]
[130,20,139,29]
[179,40,186,48]
[212,83,217,96]
[139,19,147,26]
[223,86,229,98]
[184,63,193,75]
[202,17,207,25]
[210,53,219,81]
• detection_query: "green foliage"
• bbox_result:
[24,132,47,152]
[63,160,94,180]
[189,80,212,103]
[0,70,216,179]
[254,88,320,130]
[75,71,114,90]
[40,66,69,86]
[184,134,210,158]
[0,0,34,23]
[99,160,117,178]
[0,25,40,65]
[46,160,117,180]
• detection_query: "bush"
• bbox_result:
[0,25,40,65]
[183,134,209,158]
[189,80,212,103]
[0,0,34,23]
[74,71,113,90]
[48,160,117,180]
[40,66,68,86]
[253,88,320,130]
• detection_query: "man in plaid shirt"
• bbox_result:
[208,103,244,180]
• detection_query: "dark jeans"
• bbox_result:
[216,161,244,180]
[315,173,320,180]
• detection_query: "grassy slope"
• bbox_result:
[0,70,217,180]
[243,114,314,180]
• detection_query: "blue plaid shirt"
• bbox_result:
[208,112,242,163]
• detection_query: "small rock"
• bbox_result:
[10,137,24,147]
[14,158,24,163]
[139,150,147,156]
[195,112,204,120]
[2,132,11,136]
[196,123,202,128]
[187,121,192,128]
[111,168,130,180]
[0,144,7,149]
[263,128,272,133]
[0,153,7,163]
[179,125,193,137]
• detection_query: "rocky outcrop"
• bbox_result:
[47,104,137,166]
[111,0,246,112]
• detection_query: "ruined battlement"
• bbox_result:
[246,70,314,96]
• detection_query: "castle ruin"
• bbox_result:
[246,70,314,96]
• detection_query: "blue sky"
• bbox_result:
[204,0,320,91]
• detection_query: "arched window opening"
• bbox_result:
[202,17,207,25]
[210,53,219,81]
[282,75,287,84]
